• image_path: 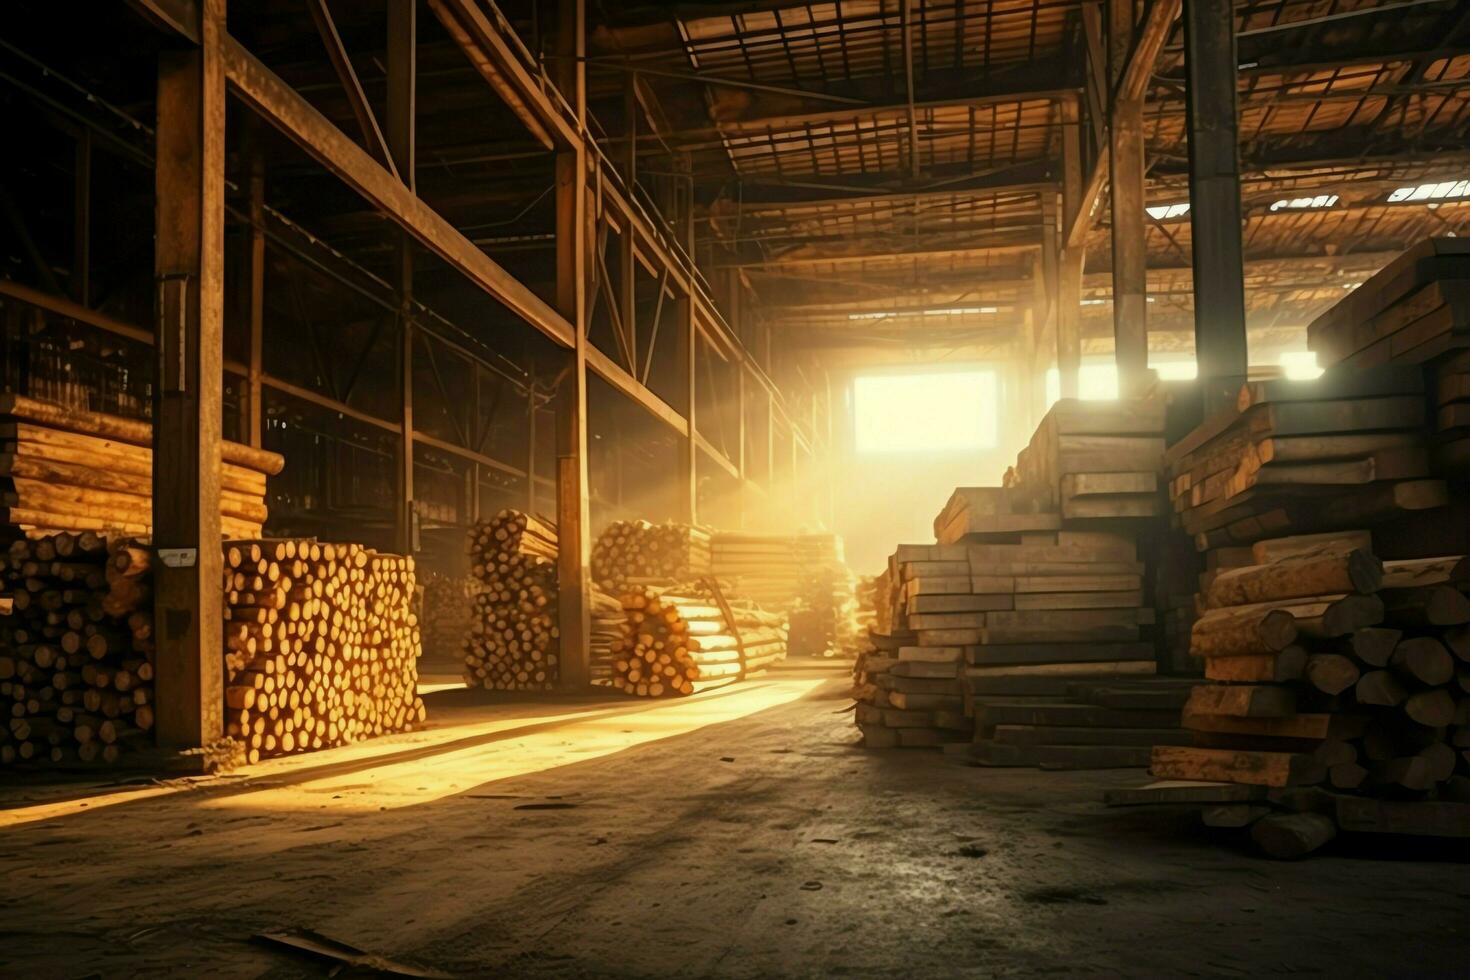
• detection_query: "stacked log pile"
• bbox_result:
[420,570,477,665]
[222,539,425,764]
[1137,532,1470,856]
[462,510,560,691]
[0,393,282,539]
[610,582,787,697]
[1308,237,1470,371]
[592,520,711,592]
[1,532,155,766]
[710,531,860,658]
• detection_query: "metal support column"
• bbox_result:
[1184,0,1249,411]
[245,147,265,448]
[1108,0,1148,396]
[152,0,225,751]
[555,0,592,690]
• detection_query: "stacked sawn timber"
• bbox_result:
[1143,531,1470,856]
[593,520,711,593]
[1168,368,1441,552]
[1,532,155,767]
[0,393,282,539]
[1003,398,1166,520]
[1308,237,1470,371]
[223,538,425,764]
[420,569,477,667]
[611,582,787,696]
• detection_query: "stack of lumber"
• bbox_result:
[1003,399,1166,520]
[1432,350,1470,474]
[588,588,626,687]
[592,520,711,593]
[1136,531,1470,856]
[1167,368,1441,551]
[0,532,155,767]
[932,486,1058,544]
[0,393,282,539]
[711,531,859,658]
[222,538,425,764]
[461,509,560,691]
[420,570,477,665]
[610,581,787,696]
[1308,238,1470,370]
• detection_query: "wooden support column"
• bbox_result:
[676,156,697,525]
[735,364,747,528]
[245,146,265,448]
[387,0,416,555]
[1057,97,1084,400]
[526,376,537,513]
[554,0,591,690]
[152,0,225,752]
[1185,0,1249,411]
[620,73,638,372]
[1108,0,1148,396]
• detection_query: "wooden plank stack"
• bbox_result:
[1140,531,1470,856]
[1004,399,1166,520]
[1431,350,1470,475]
[0,393,282,539]
[610,581,787,696]
[1,532,155,766]
[222,538,425,764]
[710,531,859,658]
[1167,369,1441,551]
[462,510,560,691]
[593,520,712,593]
[1308,238,1470,370]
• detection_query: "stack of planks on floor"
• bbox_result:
[1139,531,1470,855]
[592,521,711,593]
[1308,238,1470,371]
[0,532,155,766]
[711,531,859,658]
[0,393,282,539]
[1168,368,1441,551]
[1004,399,1166,520]
[610,581,787,696]
[462,510,560,691]
[1431,350,1470,474]
[222,538,425,764]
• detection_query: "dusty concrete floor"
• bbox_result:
[2,666,1468,979]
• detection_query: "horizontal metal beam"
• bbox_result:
[585,344,689,436]
[723,239,1041,270]
[128,0,199,44]
[695,431,739,478]
[219,35,575,349]
[426,0,571,150]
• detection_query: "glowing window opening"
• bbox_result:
[1269,194,1339,211]
[1145,202,1191,221]
[1387,180,1470,203]
[853,371,998,453]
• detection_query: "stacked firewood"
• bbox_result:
[462,509,560,691]
[222,539,425,764]
[0,393,281,539]
[589,588,626,687]
[592,520,711,592]
[1143,530,1470,855]
[420,569,477,664]
[610,582,787,697]
[0,532,155,766]
[710,531,860,658]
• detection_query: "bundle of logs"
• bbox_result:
[0,393,282,539]
[1145,530,1470,856]
[223,539,425,765]
[0,532,155,766]
[610,582,788,697]
[420,569,476,665]
[462,509,560,691]
[592,520,711,593]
